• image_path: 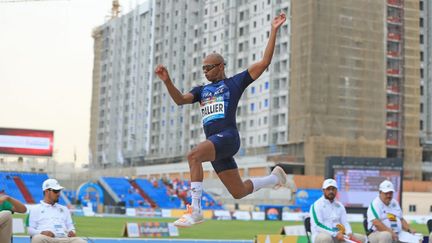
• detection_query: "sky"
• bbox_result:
[0,0,145,166]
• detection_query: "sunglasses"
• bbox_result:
[202,63,224,72]
[48,189,61,194]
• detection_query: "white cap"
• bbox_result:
[322,179,338,189]
[379,180,395,193]
[42,179,64,191]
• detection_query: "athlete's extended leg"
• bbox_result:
[173,140,215,227]
[217,166,287,199]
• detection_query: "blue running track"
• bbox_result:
[13,236,253,243]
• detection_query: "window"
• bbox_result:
[250,103,255,112]
[264,99,269,108]
[265,81,269,89]
[251,86,255,94]
[408,205,416,212]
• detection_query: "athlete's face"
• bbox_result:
[323,186,337,201]
[202,55,225,82]
[44,188,61,204]
[379,191,393,205]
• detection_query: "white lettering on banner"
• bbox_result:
[201,101,225,124]
[0,135,50,149]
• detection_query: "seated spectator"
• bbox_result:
[367,180,420,243]
[0,189,27,243]
[310,179,366,243]
[28,179,86,243]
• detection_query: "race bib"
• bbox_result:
[201,97,225,124]
[53,224,66,238]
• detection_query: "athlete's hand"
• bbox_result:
[391,231,398,241]
[335,232,345,241]
[0,195,9,204]
[41,231,55,237]
[272,12,286,30]
[155,64,170,83]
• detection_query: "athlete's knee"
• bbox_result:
[187,149,201,164]
[0,210,12,221]
[229,190,247,199]
[378,231,392,242]
[315,233,333,243]
[71,237,87,243]
[31,234,48,243]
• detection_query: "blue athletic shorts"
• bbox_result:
[207,129,240,174]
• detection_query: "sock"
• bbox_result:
[190,182,202,214]
[250,174,278,192]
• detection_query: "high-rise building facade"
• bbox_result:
[419,0,432,179]
[90,0,290,167]
[90,2,154,168]
[289,0,422,179]
[90,0,423,180]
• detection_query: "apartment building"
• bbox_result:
[90,0,424,180]
[90,0,290,167]
[419,0,432,179]
[289,0,422,179]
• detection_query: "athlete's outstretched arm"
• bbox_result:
[155,64,194,105]
[248,12,286,80]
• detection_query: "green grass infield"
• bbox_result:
[13,214,430,240]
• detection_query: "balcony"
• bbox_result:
[386,139,399,146]
[387,0,403,8]
[387,51,401,59]
[387,68,401,76]
[386,85,400,94]
[387,32,401,41]
[386,121,399,128]
[386,104,400,111]
[387,16,402,25]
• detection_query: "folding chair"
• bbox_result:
[304,216,312,243]
[428,219,432,234]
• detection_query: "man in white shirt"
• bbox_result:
[28,179,86,243]
[367,180,418,243]
[310,179,365,243]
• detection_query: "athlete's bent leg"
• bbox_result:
[218,166,287,199]
[218,168,253,199]
[174,140,215,228]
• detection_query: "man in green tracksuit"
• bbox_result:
[0,188,27,243]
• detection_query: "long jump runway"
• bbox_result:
[13,236,253,243]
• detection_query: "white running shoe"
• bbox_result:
[271,166,287,189]
[173,205,204,228]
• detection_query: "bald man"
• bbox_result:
[155,12,287,228]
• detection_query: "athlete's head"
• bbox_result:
[202,53,226,82]
[378,180,394,205]
[322,178,338,202]
[42,178,64,205]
